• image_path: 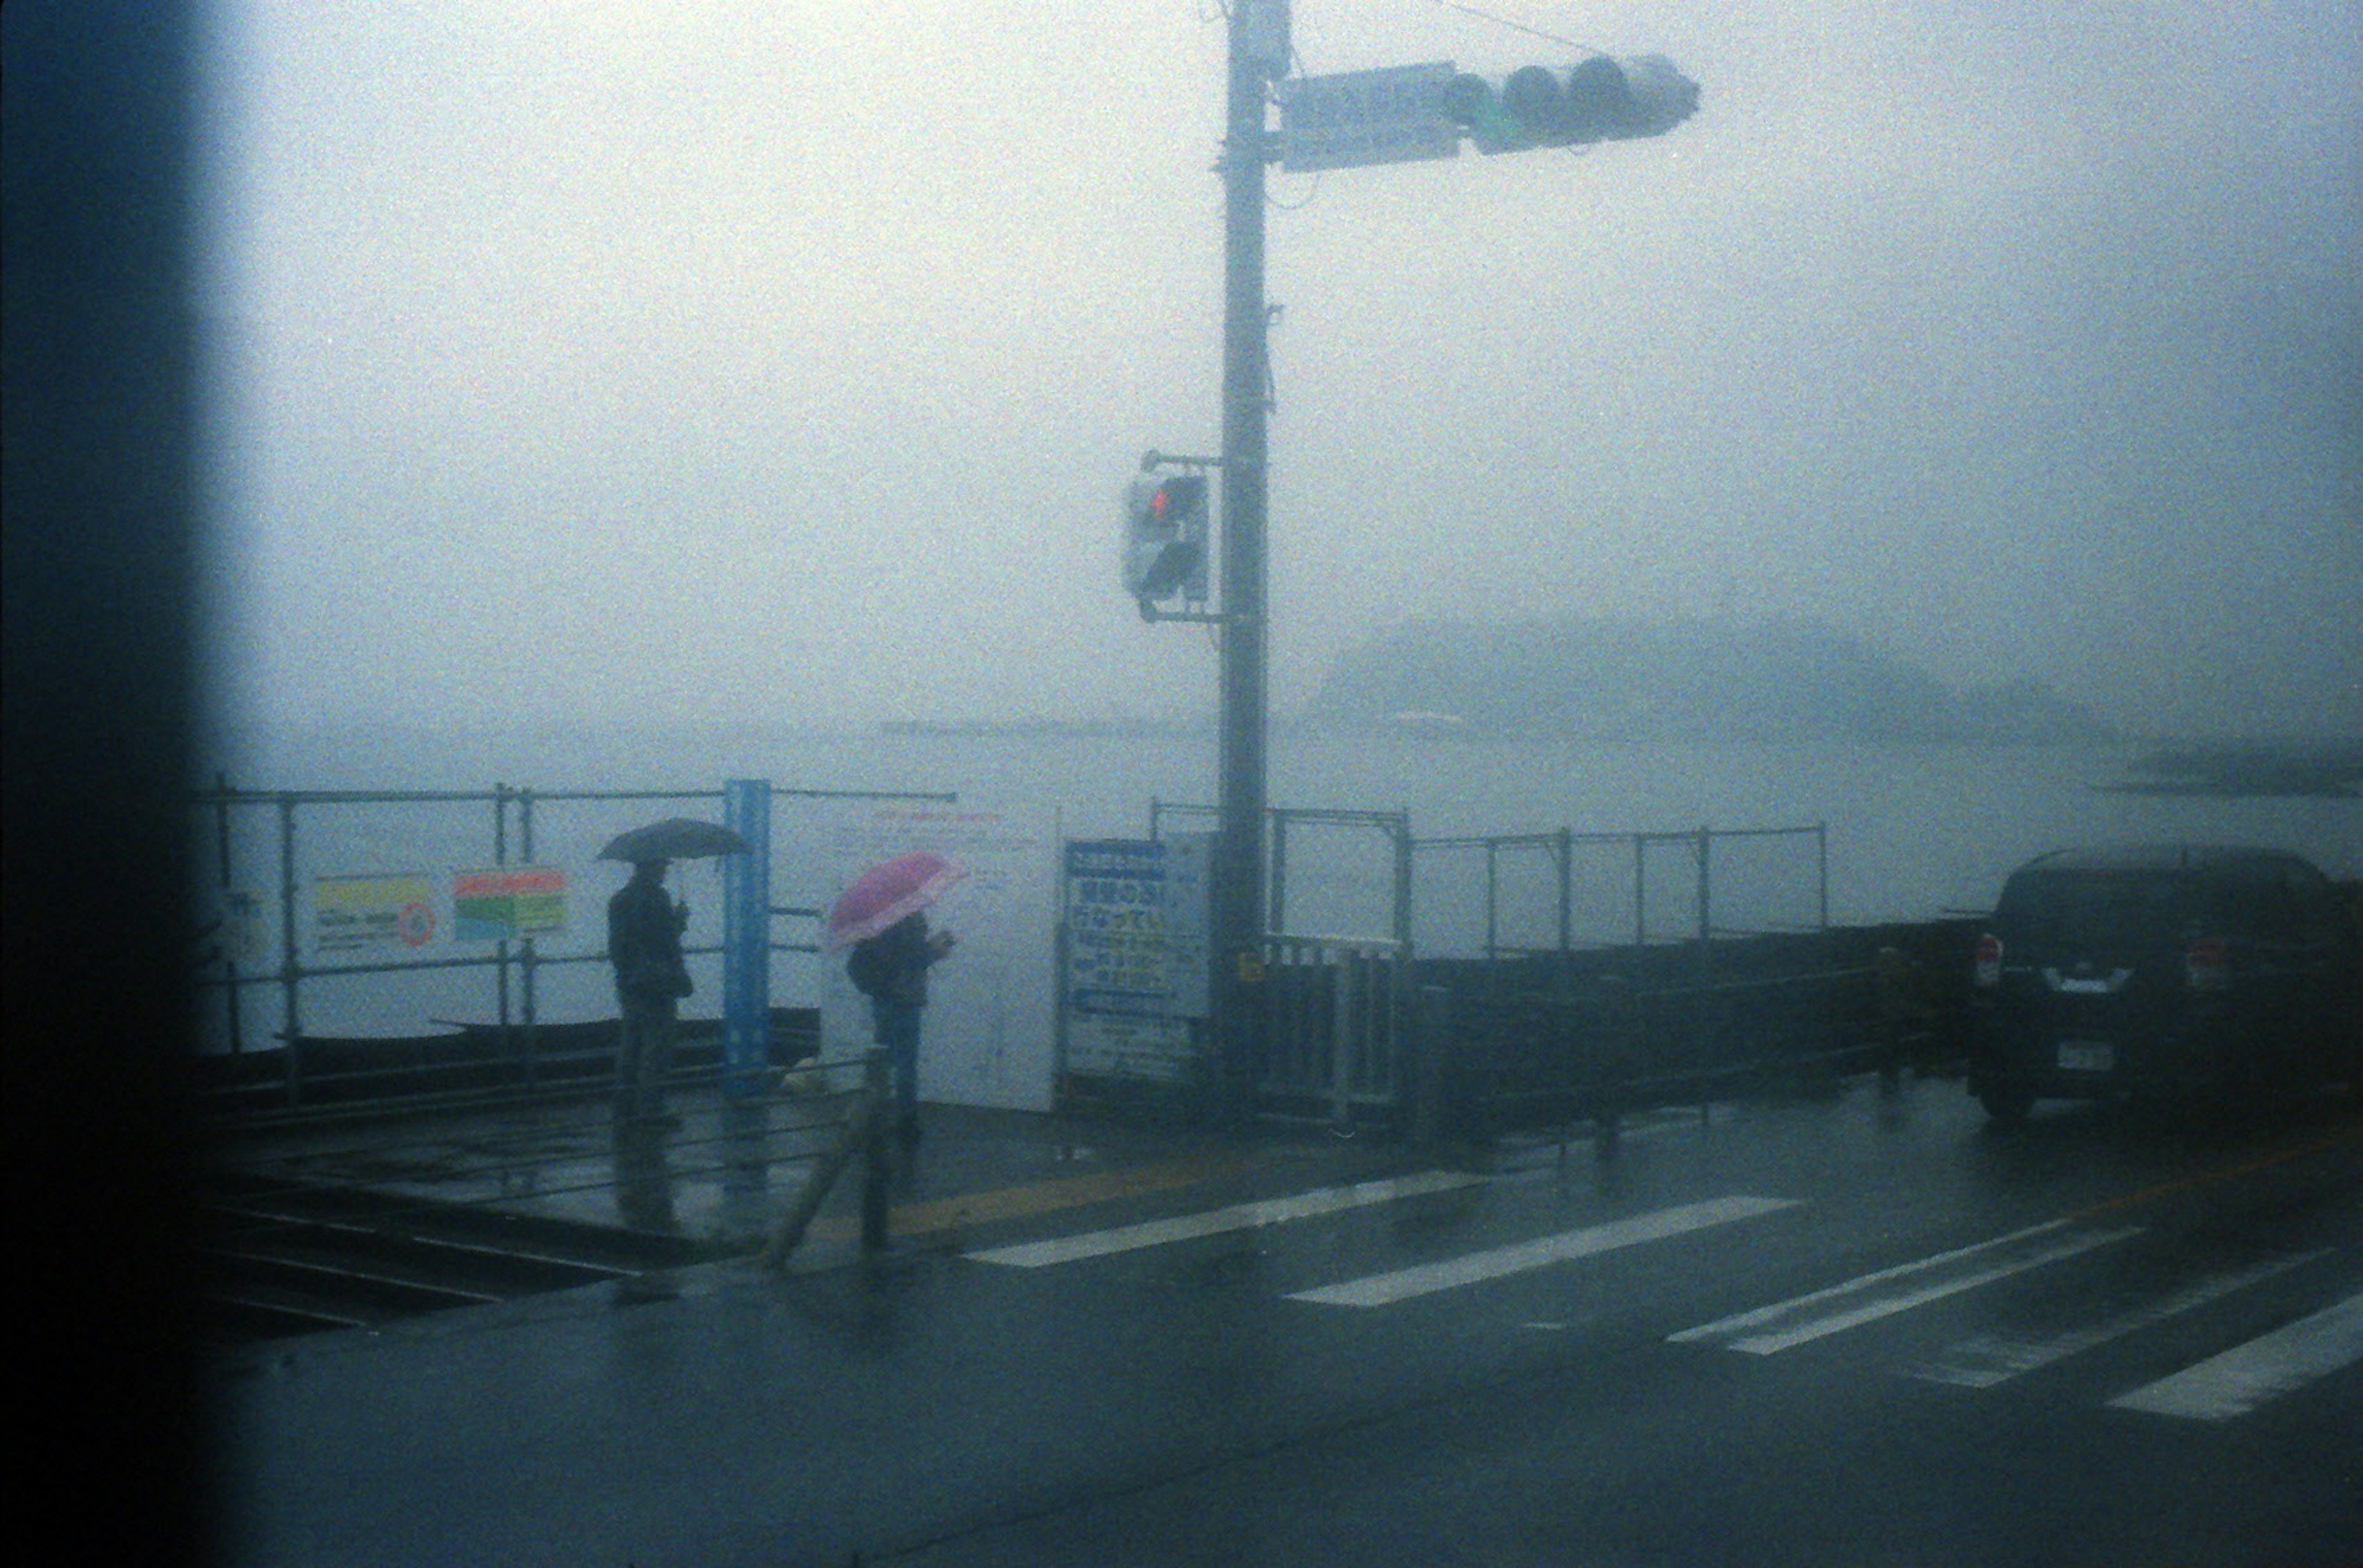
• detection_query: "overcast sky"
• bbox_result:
[194,0,2361,740]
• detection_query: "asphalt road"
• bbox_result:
[210,1077,2363,1567]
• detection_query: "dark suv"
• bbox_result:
[1967,845,2362,1122]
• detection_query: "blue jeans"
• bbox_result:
[871,999,922,1125]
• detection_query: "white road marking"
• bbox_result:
[1908,1249,2330,1388]
[964,1170,1487,1267]
[1285,1195,1801,1308]
[1489,1106,1737,1169]
[1668,1219,2143,1354]
[2108,1289,2363,1420]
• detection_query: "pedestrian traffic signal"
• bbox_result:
[1443,55,1698,154]
[1123,473,1209,606]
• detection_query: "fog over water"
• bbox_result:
[218,721,2359,918]
[197,0,2361,748]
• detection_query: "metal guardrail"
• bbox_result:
[194,1014,822,1127]
[1143,802,1836,1130]
[1413,823,1829,958]
[1260,934,1406,1124]
[192,778,953,1110]
[1415,919,1980,1140]
[204,1046,898,1340]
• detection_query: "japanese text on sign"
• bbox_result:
[1279,62,1459,173]
[1062,837,1210,1020]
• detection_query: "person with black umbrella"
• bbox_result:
[597,818,748,1129]
[607,854,693,1127]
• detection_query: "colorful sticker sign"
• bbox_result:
[452,866,569,942]
[313,873,438,955]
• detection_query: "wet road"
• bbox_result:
[210,1078,2363,1566]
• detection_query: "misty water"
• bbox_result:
[194,722,2358,1048]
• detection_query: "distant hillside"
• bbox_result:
[1304,618,2113,743]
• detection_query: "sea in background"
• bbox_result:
[193,720,2361,1050]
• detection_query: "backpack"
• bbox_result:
[846,937,892,1000]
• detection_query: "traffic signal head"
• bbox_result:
[1123,473,1209,604]
[1445,54,1698,154]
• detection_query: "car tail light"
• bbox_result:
[1973,934,2002,988]
[2186,935,2231,991]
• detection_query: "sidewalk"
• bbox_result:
[206,1070,1423,1284]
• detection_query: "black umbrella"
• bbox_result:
[596,817,751,863]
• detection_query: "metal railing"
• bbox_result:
[1148,800,1415,948]
[1138,804,1832,1129]
[193,777,953,1112]
[1413,914,1981,1142]
[1144,804,1825,959]
[1413,823,1829,959]
[1259,933,1405,1122]
[1404,823,1845,1135]
[204,1044,900,1343]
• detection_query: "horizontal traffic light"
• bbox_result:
[1444,55,1698,154]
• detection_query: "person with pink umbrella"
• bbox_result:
[831,852,962,1142]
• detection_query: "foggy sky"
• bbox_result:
[196,0,2362,740]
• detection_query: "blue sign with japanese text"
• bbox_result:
[1062,836,1210,1019]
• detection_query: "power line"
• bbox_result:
[1428,0,1600,57]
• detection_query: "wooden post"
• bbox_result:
[758,1050,894,1270]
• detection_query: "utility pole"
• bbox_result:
[1211,0,1282,1117]
[1128,3,1696,1120]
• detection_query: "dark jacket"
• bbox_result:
[608,876,691,1004]
[856,913,938,1010]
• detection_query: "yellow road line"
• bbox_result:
[2066,1122,2363,1223]
[804,1148,1266,1245]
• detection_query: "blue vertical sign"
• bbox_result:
[721,778,771,1095]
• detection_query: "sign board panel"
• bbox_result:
[1062,837,1210,1019]
[1066,1012,1197,1084]
[314,873,438,955]
[1279,62,1459,172]
[452,866,568,942]
[1240,0,1289,79]
[1059,836,1212,1089]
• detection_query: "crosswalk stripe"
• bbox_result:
[2108,1288,2363,1420]
[1668,1220,2143,1354]
[1907,1249,2330,1388]
[963,1170,1487,1267]
[1285,1195,1801,1309]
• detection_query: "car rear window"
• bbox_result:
[1997,858,2338,947]
[2199,865,2330,940]
[1994,870,2189,950]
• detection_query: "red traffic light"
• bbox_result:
[1124,474,1210,602]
